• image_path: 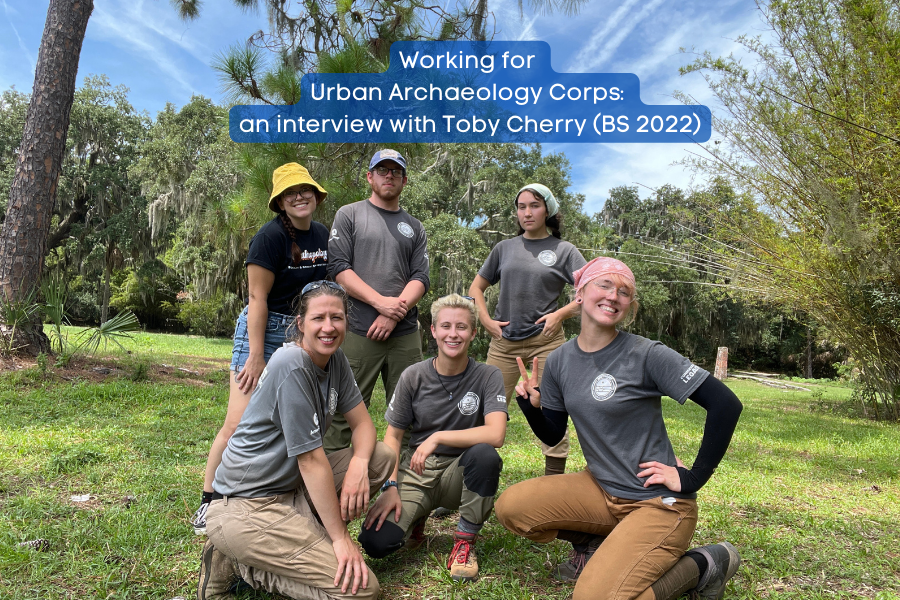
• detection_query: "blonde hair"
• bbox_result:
[430,294,477,329]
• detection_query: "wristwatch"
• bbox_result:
[380,480,398,493]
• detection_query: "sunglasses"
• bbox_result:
[301,280,345,297]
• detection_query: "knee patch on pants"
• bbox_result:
[358,520,405,559]
[459,443,503,497]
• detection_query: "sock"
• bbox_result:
[650,555,700,600]
[457,517,482,535]
[687,550,708,580]
[201,491,213,504]
[544,456,567,476]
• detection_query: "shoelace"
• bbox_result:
[567,547,589,575]
[448,539,471,568]
[192,502,210,526]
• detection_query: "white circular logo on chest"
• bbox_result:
[328,388,338,415]
[397,222,415,238]
[591,374,617,401]
[458,392,480,415]
[538,250,558,266]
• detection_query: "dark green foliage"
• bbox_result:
[173,291,240,338]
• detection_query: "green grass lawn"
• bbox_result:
[1,330,898,599]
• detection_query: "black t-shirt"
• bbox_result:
[245,217,329,315]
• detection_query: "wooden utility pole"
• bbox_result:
[714,346,728,380]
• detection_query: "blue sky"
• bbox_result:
[1,0,764,213]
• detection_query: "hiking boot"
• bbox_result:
[404,515,428,551]
[690,541,741,600]
[431,506,454,519]
[554,536,603,582]
[197,539,239,599]
[447,532,479,582]
[191,502,210,535]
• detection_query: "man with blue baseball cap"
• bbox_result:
[325,149,430,452]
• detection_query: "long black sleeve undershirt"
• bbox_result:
[676,375,743,493]
[516,376,743,494]
[516,388,568,447]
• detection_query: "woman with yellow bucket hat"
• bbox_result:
[191,163,330,534]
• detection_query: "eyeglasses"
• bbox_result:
[301,280,345,297]
[282,187,317,200]
[372,166,404,178]
[593,281,634,300]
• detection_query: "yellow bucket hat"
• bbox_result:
[268,163,328,213]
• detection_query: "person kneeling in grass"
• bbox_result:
[358,294,507,582]
[495,257,744,600]
[197,281,396,600]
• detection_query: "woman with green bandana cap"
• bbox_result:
[468,183,585,476]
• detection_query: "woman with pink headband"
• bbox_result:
[469,183,586,477]
[495,257,744,600]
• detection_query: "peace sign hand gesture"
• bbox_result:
[515,357,541,408]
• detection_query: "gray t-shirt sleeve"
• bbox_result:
[482,365,509,416]
[477,245,501,285]
[335,350,364,416]
[276,367,324,457]
[409,222,430,292]
[327,207,354,279]
[644,343,709,404]
[539,349,566,413]
[566,245,587,279]
[385,368,414,430]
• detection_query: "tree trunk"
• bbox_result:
[0,0,93,355]
[806,326,813,379]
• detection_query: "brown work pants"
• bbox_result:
[496,470,698,600]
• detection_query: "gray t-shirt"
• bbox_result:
[327,200,430,337]
[478,236,586,341]
[385,358,507,456]
[541,331,709,500]
[213,343,363,498]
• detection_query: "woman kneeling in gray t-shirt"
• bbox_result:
[358,294,508,583]
[495,257,744,600]
[197,282,396,600]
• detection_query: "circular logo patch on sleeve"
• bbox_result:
[538,250,558,266]
[591,374,617,401]
[458,392,480,415]
[397,222,415,238]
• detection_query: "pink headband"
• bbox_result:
[573,257,635,303]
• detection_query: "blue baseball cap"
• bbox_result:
[368,149,407,173]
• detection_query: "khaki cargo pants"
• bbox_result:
[486,329,570,458]
[205,443,396,600]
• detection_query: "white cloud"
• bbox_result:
[89,3,198,96]
[568,0,668,72]
[492,0,541,41]
[1,0,35,74]
[539,1,766,212]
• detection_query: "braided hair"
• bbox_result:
[279,211,304,267]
